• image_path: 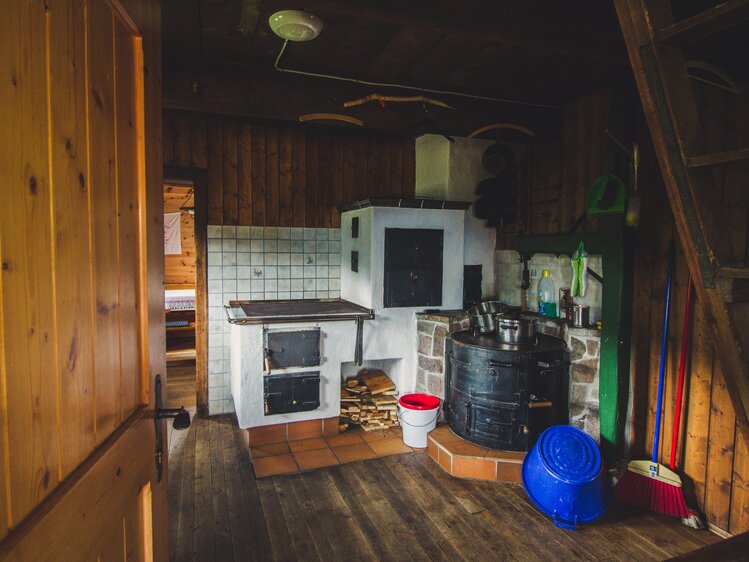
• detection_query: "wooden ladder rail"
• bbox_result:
[614,0,749,445]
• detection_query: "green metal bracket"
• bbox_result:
[515,216,634,463]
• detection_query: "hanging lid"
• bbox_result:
[536,425,602,484]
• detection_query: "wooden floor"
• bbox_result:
[166,359,197,409]
[168,415,723,562]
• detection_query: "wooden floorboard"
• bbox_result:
[169,415,727,562]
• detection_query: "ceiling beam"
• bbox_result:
[162,55,563,139]
[264,0,627,65]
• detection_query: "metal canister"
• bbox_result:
[569,305,590,328]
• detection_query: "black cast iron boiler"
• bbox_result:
[445,330,569,452]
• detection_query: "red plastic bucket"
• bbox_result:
[398,393,440,448]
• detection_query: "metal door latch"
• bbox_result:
[154,374,191,482]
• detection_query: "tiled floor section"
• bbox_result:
[427,424,525,483]
[251,428,413,477]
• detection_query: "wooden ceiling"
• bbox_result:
[162,0,629,137]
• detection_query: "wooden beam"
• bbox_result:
[687,147,749,168]
[615,0,749,442]
[162,56,563,140]
[264,0,627,64]
[658,0,749,46]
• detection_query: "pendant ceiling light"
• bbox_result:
[268,10,323,42]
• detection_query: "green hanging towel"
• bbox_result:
[571,241,589,298]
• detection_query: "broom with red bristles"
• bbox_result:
[614,244,691,518]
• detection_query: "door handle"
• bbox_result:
[154,374,191,482]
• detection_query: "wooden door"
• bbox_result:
[0,0,166,560]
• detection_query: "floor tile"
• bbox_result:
[443,440,488,458]
[252,454,298,478]
[294,447,340,470]
[247,424,286,446]
[326,432,364,448]
[332,443,377,464]
[288,437,328,453]
[287,419,323,440]
[367,438,413,457]
[453,457,497,481]
[250,442,291,459]
[429,425,462,443]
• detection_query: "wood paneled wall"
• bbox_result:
[0,0,156,541]
[629,83,749,536]
[164,185,196,288]
[163,111,416,228]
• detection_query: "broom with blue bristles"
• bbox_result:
[614,243,690,519]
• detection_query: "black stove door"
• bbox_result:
[383,228,443,308]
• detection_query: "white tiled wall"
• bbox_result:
[206,225,342,414]
[494,250,603,322]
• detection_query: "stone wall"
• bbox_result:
[414,311,469,398]
[564,328,601,442]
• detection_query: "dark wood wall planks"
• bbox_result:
[163,111,416,228]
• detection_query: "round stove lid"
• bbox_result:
[449,330,566,353]
[536,425,602,484]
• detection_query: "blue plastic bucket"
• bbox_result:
[521,425,610,530]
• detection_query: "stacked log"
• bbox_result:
[339,369,399,431]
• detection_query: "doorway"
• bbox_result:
[163,167,209,415]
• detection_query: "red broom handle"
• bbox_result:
[669,278,694,470]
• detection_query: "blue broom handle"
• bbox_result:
[652,246,674,464]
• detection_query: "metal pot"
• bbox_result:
[568,305,590,328]
[494,313,536,345]
[468,310,496,334]
[474,300,505,315]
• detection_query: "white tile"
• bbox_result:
[290,266,304,278]
[265,239,278,252]
[223,347,233,359]
[251,279,265,292]
[237,292,252,300]
[251,292,264,301]
[237,226,250,238]
[264,226,278,239]
[278,279,291,291]
[290,240,304,253]
[207,225,222,239]
[303,278,316,291]
[237,253,251,265]
[208,360,222,375]
[290,253,304,266]
[291,291,303,299]
[290,227,304,240]
[250,252,264,265]
[277,266,291,279]
[329,228,341,241]
[277,227,290,240]
[222,266,237,279]
[329,278,341,291]
[329,240,341,253]
[209,320,224,334]
[303,291,316,299]
[251,267,264,279]
[208,266,222,280]
[290,279,303,291]
[222,333,232,346]
[208,373,222,387]
[316,265,329,278]
[222,239,236,252]
[303,266,316,278]
[329,265,340,278]
[278,291,291,300]
[209,333,222,347]
[237,239,251,253]
[223,252,237,266]
[250,226,263,239]
[330,253,341,266]
[303,228,316,240]
[222,359,231,373]
[316,253,328,265]
[208,279,223,293]
[277,253,290,266]
[207,251,222,266]
[317,278,329,290]
[277,240,291,253]
[304,240,316,253]
[316,291,328,299]
[264,253,278,266]
[264,292,278,300]
[237,278,253,292]
[208,306,224,320]
[222,279,237,292]
[316,229,329,240]
[303,254,315,266]
[264,279,278,292]
[208,239,222,252]
[208,293,223,307]
[223,225,237,238]
[251,239,264,253]
[237,266,252,279]
[327,290,339,299]
[316,241,329,253]
[208,345,224,362]
[264,266,278,279]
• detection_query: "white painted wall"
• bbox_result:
[415,135,497,297]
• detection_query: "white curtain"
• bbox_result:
[164,212,182,255]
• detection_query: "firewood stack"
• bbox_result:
[339,369,399,432]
